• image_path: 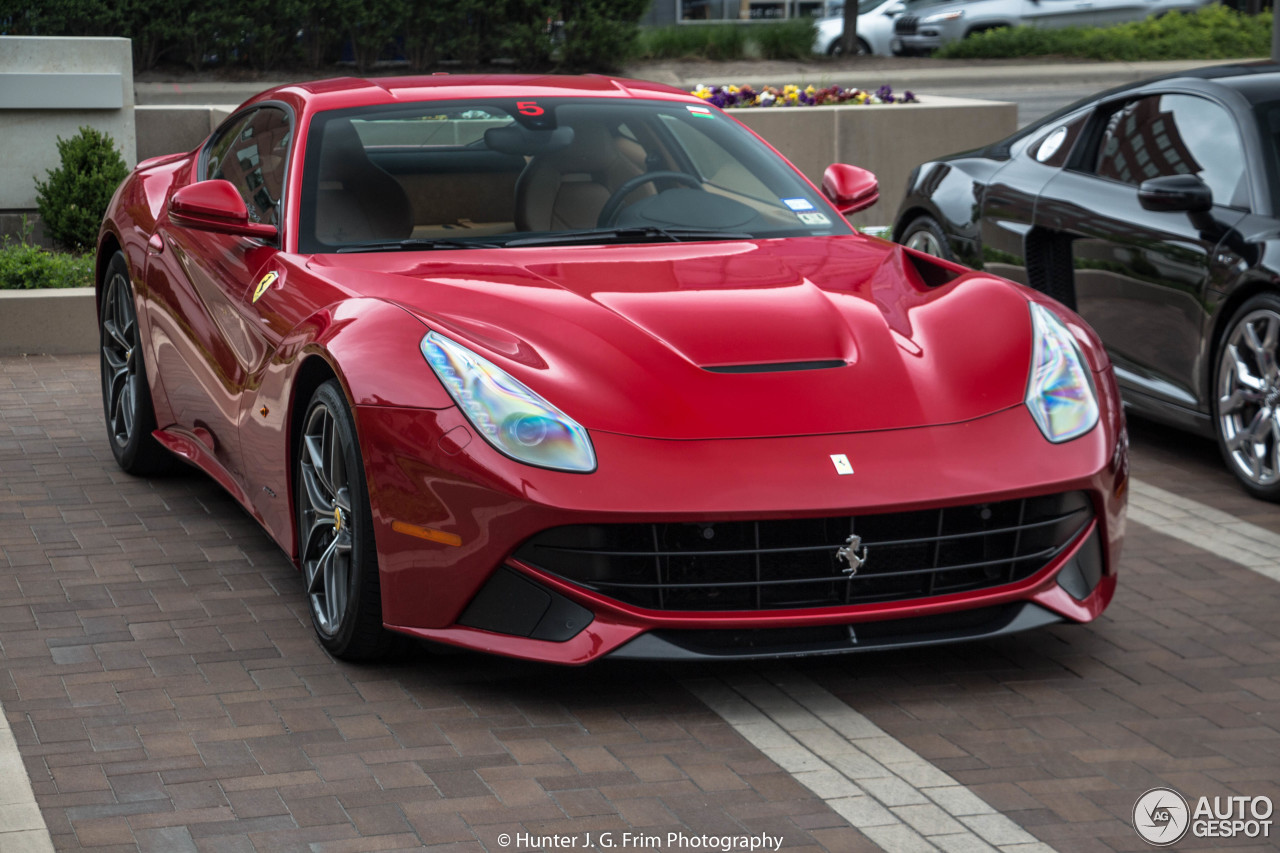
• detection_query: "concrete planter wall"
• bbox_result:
[729,94,1016,227]
[0,288,96,356]
[6,93,1015,356]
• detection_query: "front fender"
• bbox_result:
[240,297,454,558]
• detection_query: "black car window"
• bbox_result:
[1091,94,1249,210]
[205,106,292,225]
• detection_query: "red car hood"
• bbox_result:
[309,235,1034,440]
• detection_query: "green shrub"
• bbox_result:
[0,223,93,290]
[938,5,1271,60]
[637,24,747,60]
[753,18,817,60]
[33,126,129,253]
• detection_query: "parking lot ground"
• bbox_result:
[2,353,1279,853]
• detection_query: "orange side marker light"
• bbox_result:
[391,520,462,547]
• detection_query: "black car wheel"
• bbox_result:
[828,37,870,56]
[1215,293,1280,499]
[296,380,391,659]
[99,252,172,475]
[899,215,955,262]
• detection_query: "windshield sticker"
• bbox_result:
[798,212,831,225]
[783,198,815,211]
[252,271,278,303]
[686,105,714,118]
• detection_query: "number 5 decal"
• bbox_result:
[517,100,544,116]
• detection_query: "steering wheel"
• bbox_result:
[596,171,702,227]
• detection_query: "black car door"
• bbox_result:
[1033,92,1249,414]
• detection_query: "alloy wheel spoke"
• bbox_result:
[120,377,135,437]
[300,464,333,516]
[326,419,346,495]
[324,535,351,626]
[1246,316,1280,381]
[303,429,336,499]
[1228,344,1267,392]
[1219,387,1264,414]
[309,533,340,596]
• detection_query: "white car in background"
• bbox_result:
[813,0,927,55]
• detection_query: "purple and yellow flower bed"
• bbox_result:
[691,83,917,108]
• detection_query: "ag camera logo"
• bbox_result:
[1133,787,1189,846]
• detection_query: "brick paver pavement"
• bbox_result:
[2,354,1279,852]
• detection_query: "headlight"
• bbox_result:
[922,9,964,22]
[1025,302,1099,443]
[421,331,596,473]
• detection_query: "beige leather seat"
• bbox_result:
[514,124,649,231]
[315,119,414,245]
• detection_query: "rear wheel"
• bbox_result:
[899,215,955,262]
[1214,294,1280,500]
[99,252,171,475]
[296,380,391,659]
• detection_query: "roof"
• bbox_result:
[251,74,695,113]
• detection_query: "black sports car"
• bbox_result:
[894,63,1280,499]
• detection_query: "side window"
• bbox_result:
[1090,94,1248,210]
[1028,111,1088,167]
[205,107,292,224]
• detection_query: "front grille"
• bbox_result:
[513,492,1093,612]
[895,15,919,34]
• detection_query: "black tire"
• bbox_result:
[1213,293,1280,501]
[99,251,173,475]
[827,37,870,56]
[295,379,391,659]
[898,215,955,262]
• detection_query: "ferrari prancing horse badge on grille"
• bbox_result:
[837,534,868,575]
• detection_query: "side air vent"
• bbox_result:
[704,360,845,374]
[904,249,961,288]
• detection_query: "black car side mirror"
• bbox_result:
[1138,174,1213,214]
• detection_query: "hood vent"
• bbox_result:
[704,359,845,374]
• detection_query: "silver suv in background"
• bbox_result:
[891,0,1212,55]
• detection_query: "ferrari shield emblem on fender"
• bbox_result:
[830,453,854,475]
[252,271,279,303]
[837,534,868,575]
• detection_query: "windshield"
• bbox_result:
[297,98,852,253]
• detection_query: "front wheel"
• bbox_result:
[296,380,391,659]
[1214,293,1280,500]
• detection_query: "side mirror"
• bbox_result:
[1138,174,1212,214]
[822,164,879,214]
[170,180,278,240]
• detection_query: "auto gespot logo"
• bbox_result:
[1133,787,1274,845]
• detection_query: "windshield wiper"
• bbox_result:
[336,238,501,253]
[503,227,753,248]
